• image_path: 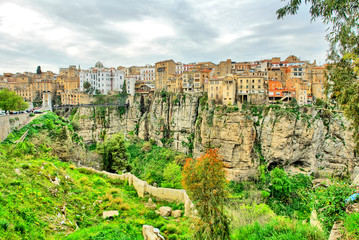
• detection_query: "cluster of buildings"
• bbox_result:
[0,55,326,107]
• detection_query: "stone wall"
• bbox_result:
[0,113,30,141]
[80,167,194,217]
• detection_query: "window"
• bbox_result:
[294,68,297,71]
[246,85,248,89]
[252,79,254,83]
[227,86,229,90]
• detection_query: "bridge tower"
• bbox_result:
[42,91,53,111]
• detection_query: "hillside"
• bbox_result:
[0,112,191,239]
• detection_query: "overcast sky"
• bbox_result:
[0,0,329,74]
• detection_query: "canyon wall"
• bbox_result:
[73,92,358,180]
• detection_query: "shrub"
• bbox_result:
[70,119,80,131]
[313,180,354,232]
[161,162,182,189]
[14,221,26,234]
[141,141,152,153]
[29,113,35,117]
[0,219,9,231]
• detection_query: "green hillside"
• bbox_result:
[0,112,191,239]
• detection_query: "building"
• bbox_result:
[140,65,155,83]
[79,61,125,95]
[155,60,176,90]
[222,76,236,105]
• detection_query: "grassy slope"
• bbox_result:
[0,113,191,240]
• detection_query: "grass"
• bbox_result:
[0,114,192,239]
[231,216,326,240]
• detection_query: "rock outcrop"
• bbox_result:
[73,93,358,180]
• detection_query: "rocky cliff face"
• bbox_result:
[73,93,358,180]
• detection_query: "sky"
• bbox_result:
[0,0,330,74]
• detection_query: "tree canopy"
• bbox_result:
[277,0,359,149]
[182,148,230,240]
[0,88,28,112]
[97,132,130,173]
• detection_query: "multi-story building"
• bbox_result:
[222,76,236,105]
[140,65,155,83]
[208,77,224,103]
[155,59,176,90]
[79,61,125,95]
[237,75,266,103]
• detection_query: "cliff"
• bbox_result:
[73,92,358,180]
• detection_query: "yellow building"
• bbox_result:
[60,91,92,105]
[312,82,325,100]
[166,74,182,93]
[208,77,223,103]
[155,60,176,90]
[222,76,236,105]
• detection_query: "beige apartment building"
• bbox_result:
[155,60,176,90]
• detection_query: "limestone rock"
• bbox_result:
[73,93,358,180]
[346,203,359,214]
[171,210,183,218]
[158,206,172,217]
[102,210,119,219]
[310,210,323,231]
[145,198,157,210]
[143,225,165,240]
[328,222,343,240]
[14,169,21,175]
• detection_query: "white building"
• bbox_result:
[140,65,155,83]
[125,77,136,96]
[176,62,184,75]
[79,61,125,95]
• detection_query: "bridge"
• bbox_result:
[53,103,129,109]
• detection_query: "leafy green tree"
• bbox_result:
[161,162,182,189]
[97,132,129,173]
[277,0,359,149]
[0,88,28,112]
[182,148,230,240]
[83,81,95,95]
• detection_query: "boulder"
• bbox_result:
[346,203,359,214]
[328,222,343,240]
[171,210,183,218]
[14,169,21,175]
[143,225,165,240]
[158,206,172,217]
[102,210,119,219]
[145,198,157,210]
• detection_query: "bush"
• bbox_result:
[313,180,354,232]
[70,119,80,131]
[0,219,9,231]
[161,162,182,189]
[29,113,35,117]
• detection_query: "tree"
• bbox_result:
[36,66,42,75]
[97,132,129,173]
[0,88,28,112]
[161,162,182,189]
[83,81,94,95]
[182,148,230,240]
[277,0,359,149]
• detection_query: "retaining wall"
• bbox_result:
[81,167,194,216]
[0,114,30,141]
